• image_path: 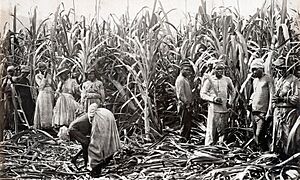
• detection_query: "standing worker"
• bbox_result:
[272,57,299,156]
[12,65,35,126]
[248,58,274,151]
[1,65,15,130]
[52,67,81,127]
[175,59,193,141]
[291,65,300,154]
[34,62,54,130]
[81,69,105,112]
[200,62,235,145]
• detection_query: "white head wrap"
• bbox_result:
[206,57,217,65]
[7,65,15,72]
[250,58,264,69]
[213,61,226,69]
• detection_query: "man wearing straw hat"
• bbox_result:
[175,59,193,141]
[272,57,299,156]
[200,61,235,145]
[248,58,275,151]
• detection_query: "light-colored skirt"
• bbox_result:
[34,88,54,129]
[52,93,80,127]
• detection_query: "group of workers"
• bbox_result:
[1,62,120,177]
[2,54,300,175]
[175,56,300,157]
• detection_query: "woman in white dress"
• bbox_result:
[52,67,81,127]
[81,69,105,112]
[34,62,54,129]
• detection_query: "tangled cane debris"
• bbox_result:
[0,129,90,179]
[1,129,300,179]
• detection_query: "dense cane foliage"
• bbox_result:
[2,0,300,179]
[0,0,300,142]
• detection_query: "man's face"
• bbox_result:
[214,67,224,78]
[295,68,300,78]
[40,68,47,73]
[251,68,263,78]
[207,64,213,70]
[72,71,80,78]
[181,67,191,77]
[88,72,96,81]
[59,73,68,81]
[7,70,14,76]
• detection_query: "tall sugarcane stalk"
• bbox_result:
[12,6,16,63]
[4,0,300,142]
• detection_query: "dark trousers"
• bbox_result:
[4,97,14,130]
[90,155,113,178]
[21,97,35,126]
[179,105,192,140]
[69,129,90,165]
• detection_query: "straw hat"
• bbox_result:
[36,62,47,71]
[180,60,190,67]
[86,68,95,74]
[56,67,70,77]
[21,65,30,73]
[180,59,193,69]
[272,57,289,67]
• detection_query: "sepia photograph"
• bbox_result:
[1,0,300,179]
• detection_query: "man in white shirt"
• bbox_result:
[200,62,235,145]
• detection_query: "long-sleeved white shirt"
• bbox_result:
[200,75,235,113]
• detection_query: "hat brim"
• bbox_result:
[36,67,47,71]
[86,69,95,74]
[250,65,264,69]
[273,63,289,68]
[56,69,70,76]
[213,64,225,69]
[272,58,289,67]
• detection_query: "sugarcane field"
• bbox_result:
[1,0,300,179]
